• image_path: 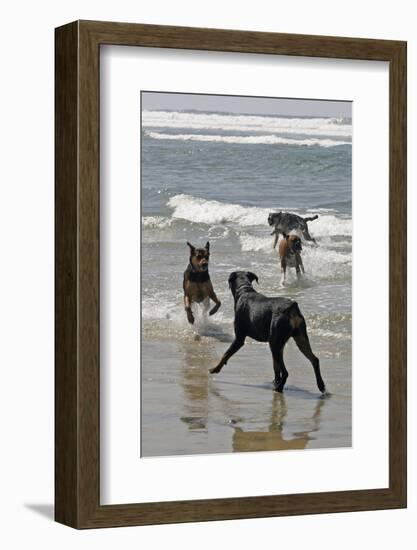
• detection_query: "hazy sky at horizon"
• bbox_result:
[142,91,352,118]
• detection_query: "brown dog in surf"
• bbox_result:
[278,233,305,285]
[183,241,221,324]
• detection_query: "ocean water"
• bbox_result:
[141,107,352,457]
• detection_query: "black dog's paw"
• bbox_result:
[273,382,284,393]
[209,366,221,374]
[320,387,331,398]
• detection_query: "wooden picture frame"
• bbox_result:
[55,20,407,529]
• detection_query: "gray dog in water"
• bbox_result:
[209,271,326,394]
[268,211,319,247]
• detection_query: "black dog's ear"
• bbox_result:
[187,241,196,254]
[205,241,210,252]
[228,272,238,288]
[246,271,259,284]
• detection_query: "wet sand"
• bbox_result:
[141,331,351,457]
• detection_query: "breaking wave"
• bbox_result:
[145,131,349,148]
[142,110,352,138]
[167,194,268,226]
[167,194,352,237]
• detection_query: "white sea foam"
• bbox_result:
[167,194,352,237]
[239,234,274,253]
[143,110,352,138]
[142,216,173,229]
[309,215,352,237]
[313,328,351,340]
[146,131,350,148]
[142,293,234,328]
[239,231,350,256]
[239,233,351,281]
[168,194,269,226]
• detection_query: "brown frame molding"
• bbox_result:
[55,20,407,529]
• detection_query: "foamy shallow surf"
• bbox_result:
[142,191,351,342]
[142,294,350,344]
[142,215,174,229]
[142,110,352,138]
[146,131,350,148]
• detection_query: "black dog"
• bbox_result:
[209,271,326,394]
[268,211,319,246]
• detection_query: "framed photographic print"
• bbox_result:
[55,20,406,528]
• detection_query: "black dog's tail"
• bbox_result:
[303,214,319,223]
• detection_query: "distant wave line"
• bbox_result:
[142,110,352,137]
[146,131,350,148]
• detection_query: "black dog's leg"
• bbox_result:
[209,336,245,374]
[293,320,326,393]
[270,347,288,392]
[269,315,292,392]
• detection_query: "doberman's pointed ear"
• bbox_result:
[246,271,259,284]
[205,241,210,252]
[187,242,195,254]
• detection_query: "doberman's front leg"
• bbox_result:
[208,289,221,316]
[184,294,195,324]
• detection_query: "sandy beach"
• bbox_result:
[141,330,351,457]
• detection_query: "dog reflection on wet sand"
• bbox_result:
[232,393,326,452]
[177,337,328,453]
[179,339,214,432]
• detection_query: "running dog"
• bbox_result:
[183,241,221,324]
[268,211,319,246]
[279,233,305,284]
[209,271,326,394]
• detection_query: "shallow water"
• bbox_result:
[141,105,352,457]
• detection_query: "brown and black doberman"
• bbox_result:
[183,241,221,324]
